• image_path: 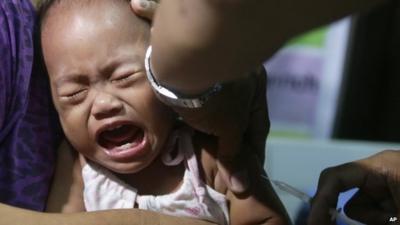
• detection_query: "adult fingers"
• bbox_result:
[217,75,264,194]
[217,131,249,194]
[245,67,269,163]
[130,0,158,20]
[174,91,250,194]
[388,177,400,216]
[217,70,266,194]
[386,152,400,211]
[345,191,396,225]
[386,168,400,224]
[344,150,400,225]
[308,162,369,225]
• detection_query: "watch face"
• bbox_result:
[145,46,221,109]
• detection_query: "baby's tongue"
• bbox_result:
[101,125,137,147]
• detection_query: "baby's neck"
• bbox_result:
[116,156,185,196]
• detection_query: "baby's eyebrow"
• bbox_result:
[54,74,87,88]
[99,54,142,74]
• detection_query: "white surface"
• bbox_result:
[314,17,352,138]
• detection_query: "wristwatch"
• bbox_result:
[145,46,222,108]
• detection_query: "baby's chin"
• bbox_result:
[101,158,154,174]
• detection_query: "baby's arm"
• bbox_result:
[224,157,290,225]
[46,141,85,212]
[196,134,290,225]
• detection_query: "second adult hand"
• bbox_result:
[260,175,364,225]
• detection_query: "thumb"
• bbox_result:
[130,0,158,21]
[345,191,396,225]
[217,134,249,194]
[388,172,400,218]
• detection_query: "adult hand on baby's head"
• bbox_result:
[309,150,400,225]
[173,68,269,193]
[130,0,269,194]
[130,0,158,20]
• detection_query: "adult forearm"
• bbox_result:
[150,0,386,95]
[0,204,214,225]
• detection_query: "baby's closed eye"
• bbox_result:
[58,86,88,104]
[110,72,142,87]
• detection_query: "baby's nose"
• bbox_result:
[92,92,123,119]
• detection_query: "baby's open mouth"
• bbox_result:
[98,124,144,151]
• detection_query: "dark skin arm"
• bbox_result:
[131,0,388,194]
[149,0,386,94]
[0,203,214,225]
[132,0,271,193]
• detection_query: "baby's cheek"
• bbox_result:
[60,111,91,147]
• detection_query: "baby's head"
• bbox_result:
[39,0,175,174]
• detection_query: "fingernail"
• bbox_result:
[139,0,149,9]
[230,170,249,193]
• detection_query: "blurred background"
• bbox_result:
[263,1,400,224]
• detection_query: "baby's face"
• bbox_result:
[41,1,175,174]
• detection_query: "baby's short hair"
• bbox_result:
[36,0,150,76]
[37,0,135,31]
[38,0,93,26]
